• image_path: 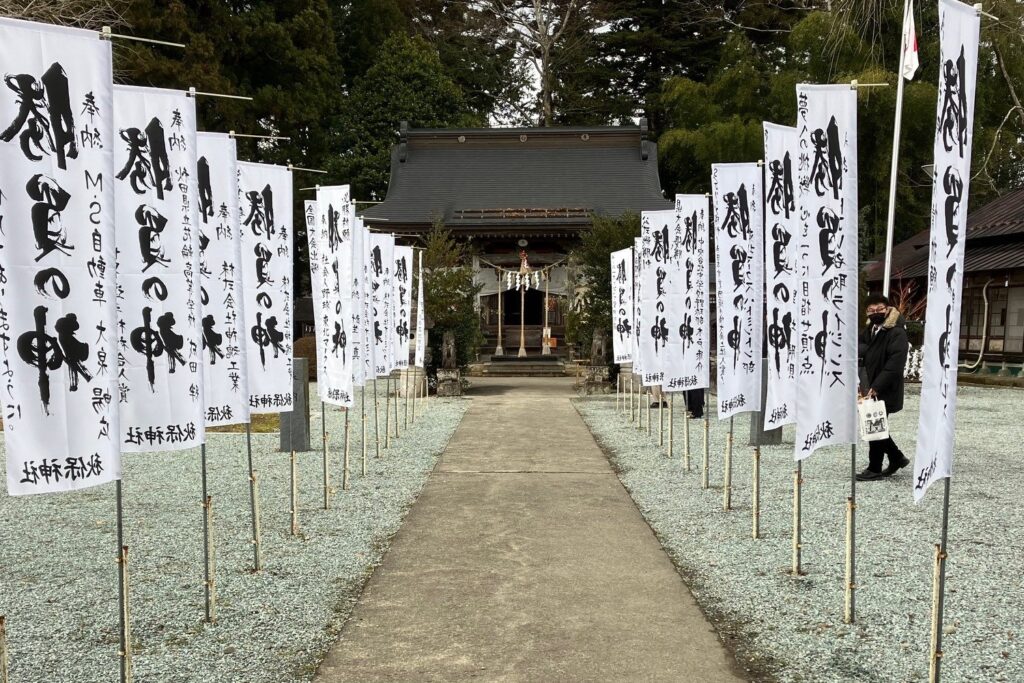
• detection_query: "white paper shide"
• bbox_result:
[113,86,204,452]
[712,163,764,419]
[794,85,859,460]
[0,19,121,493]
[914,0,980,501]
[238,162,293,413]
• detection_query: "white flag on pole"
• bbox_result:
[414,250,426,368]
[197,132,250,427]
[0,18,121,494]
[113,86,205,452]
[793,84,859,460]
[393,246,413,369]
[639,209,682,388]
[370,233,394,376]
[902,0,920,81]
[674,195,711,391]
[350,211,366,387]
[238,161,293,414]
[610,247,634,364]
[762,123,800,429]
[914,0,980,502]
[632,238,643,378]
[712,162,764,419]
[359,220,376,382]
[315,186,354,407]
[305,198,327,398]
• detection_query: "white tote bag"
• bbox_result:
[858,398,890,442]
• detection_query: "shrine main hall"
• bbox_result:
[360,120,672,360]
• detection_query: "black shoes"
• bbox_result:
[883,454,911,477]
[856,468,885,481]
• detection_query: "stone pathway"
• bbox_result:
[315,377,745,682]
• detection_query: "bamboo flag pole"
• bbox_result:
[929,478,952,682]
[702,390,710,490]
[0,615,7,683]
[404,368,411,429]
[393,374,400,439]
[845,444,857,623]
[373,379,381,458]
[245,424,262,571]
[792,461,803,576]
[342,408,351,490]
[668,393,674,458]
[752,436,761,540]
[659,391,665,448]
[723,417,734,511]
[684,393,691,471]
[199,444,216,623]
[361,385,368,475]
[115,482,133,683]
[646,388,652,436]
[385,377,392,450]
[289,420,299,536]
[321,401,330,509]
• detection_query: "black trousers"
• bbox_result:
[867,437,904,472]
[684,390,704,419]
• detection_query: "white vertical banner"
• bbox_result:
[631,238,643,378]
[197,132,250,427]
[763,123,800,429]
[237,162,293,414]
[359,219,376,383]
[610,247,634,364]
[674,195,711,390]
[113,86,204,452]
[0,19,121,494]
[315,185,354,407]
[304,199,326,398]
[350,211,366,387]
[914,0,980,501]
[393,246,413,369]
[370,233,394,376]
[712,162,764,419]
[639,210,682,387]
[794,84,859,459]
[414,250,426,368]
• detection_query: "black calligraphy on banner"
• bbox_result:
[610,247,634,364]
[639,209,685,388]
[113,86,204,452]
[393,246,413,370]
[712,163,764,419]
[196,132,249,426]
[315,186,353,406]
[914,0,980,501]
[0,17,120,495]
[238,161,293,414]
[762,123,800,429]
[794,84,858,460]
[672,195,710,391]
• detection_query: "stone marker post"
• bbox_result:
[281,357,311,452]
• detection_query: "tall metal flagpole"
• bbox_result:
[245,423,262,571]
[882,0,912,297]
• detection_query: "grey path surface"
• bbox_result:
[315,377,746,683]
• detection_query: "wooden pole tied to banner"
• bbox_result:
[792,461,803,576]
[199,444,216,623]
[668,393,674,459]
[343,408,351,490]
[845,444,857,624]
[702,390,710,490]
[114,481,132,683]
[723,417,734,511]
[0,615,9,683]
[245,424,263,572]
[929,478,952,683]
[321,402,330,509]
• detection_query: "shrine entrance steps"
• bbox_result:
[314,376,744,683]
[472,354,568,377]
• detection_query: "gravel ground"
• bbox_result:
[0,386,467,683]
[576,384,1024,682]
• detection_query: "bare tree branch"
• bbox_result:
[0,0,130,31]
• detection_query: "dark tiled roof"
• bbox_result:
[866,186,1024,281]
[360,124,673,228]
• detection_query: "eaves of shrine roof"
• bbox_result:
[360,121,673,228]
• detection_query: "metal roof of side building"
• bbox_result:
[360,120,673,233]
[865,186,1024,282]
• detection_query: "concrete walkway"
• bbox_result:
[315,377,745,682]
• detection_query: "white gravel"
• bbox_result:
[0,387,467,683]
[576,384,1024,682]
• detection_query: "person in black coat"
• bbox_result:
[857,294,910,481]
